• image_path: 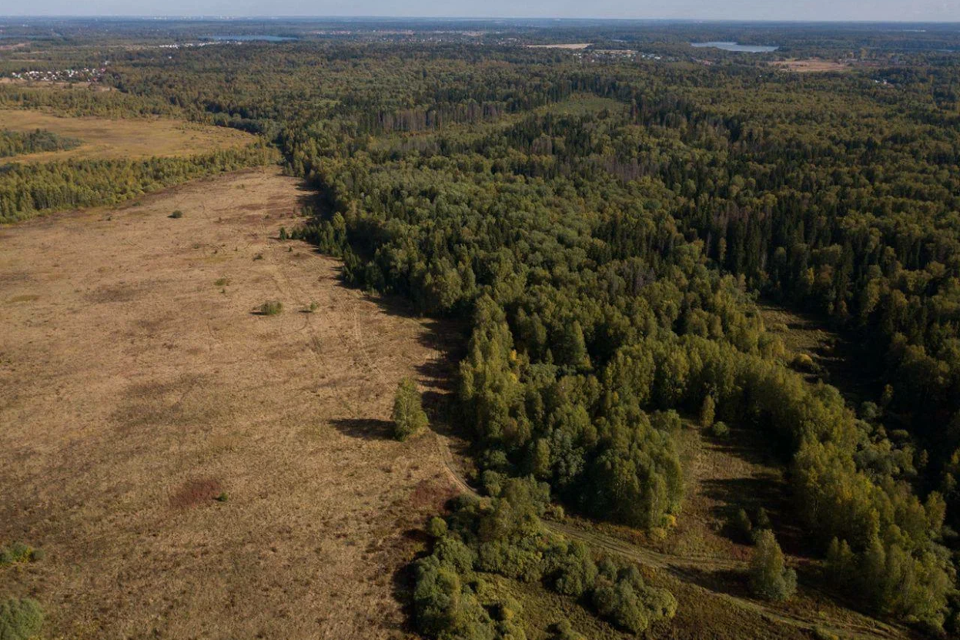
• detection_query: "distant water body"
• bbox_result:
[205,35,297,42]
[691,41,778,53]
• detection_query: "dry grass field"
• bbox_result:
[525,43,592,50]
[0,109,255,163]
[0,168,456,639]
[770,59,852,73]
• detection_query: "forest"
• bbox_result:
[0,128,80,157]
[2,17,960,639]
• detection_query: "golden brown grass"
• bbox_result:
[770,59,852,73]
[0,168,453,639]
[525,43,592,50]
[0,108,255,163]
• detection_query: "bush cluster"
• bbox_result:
[413,478,676,639]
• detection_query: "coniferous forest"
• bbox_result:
[3,17,960,639]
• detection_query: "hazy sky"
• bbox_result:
[0,0,958,22]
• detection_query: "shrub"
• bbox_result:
[0,598,44,640]
[258,301,283,316]
[791,352,817,372]
[591,565,676,634]
[427,516,448,539]
[393,377,428,441]
[547,540,597,598]
[169,210,183,219]
[651,410,682,435]
[0,543,39,566]
[710,421,730,438]
[748,530,797,602]
[214,278,230,287]
[549,620,585,640]
[433,536,477,575]
[307,301,319,313]
[413,555,493,639]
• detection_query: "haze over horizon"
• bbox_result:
[0,1,958,23]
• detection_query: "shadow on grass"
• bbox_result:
[330,418,395,440]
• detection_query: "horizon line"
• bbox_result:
[1,15,960,25]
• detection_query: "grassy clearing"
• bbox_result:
[0,108,255,163]
[537,93,627,117]
[0,169,448,640]
[759,303,876,407]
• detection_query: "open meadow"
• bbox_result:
[0,168,455,639]
[0,109,255,163]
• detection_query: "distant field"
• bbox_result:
[538,92,627,116]
[0,108,255,162]
[0,168,453,639]
[770,59,851,73]
[526,43,592,50]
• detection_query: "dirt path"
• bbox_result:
[0,168,456,640]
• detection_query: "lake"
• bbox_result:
[691,41,779,53]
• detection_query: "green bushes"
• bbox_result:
[548,620,585,640]
[258,300,283,316]
[168,210,183,219]
[0,543,41,566]
[392,377,428,441]
[0,598,43,640]
[592,562,677,634]
[413,478,676,639]
[748,530,797,602]
[709,421,729,438]
[826,533,953,627]
[546,539,596,598]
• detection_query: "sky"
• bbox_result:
[0,0,958,22]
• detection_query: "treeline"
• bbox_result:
[0,128,81,157]
[0,84,180,119]
[0,144,275,222]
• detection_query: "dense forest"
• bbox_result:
[2,18,960,638]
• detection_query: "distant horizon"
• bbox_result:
[2,15,960,25]
[0,0,957,24]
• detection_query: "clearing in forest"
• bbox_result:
[770,59,852,73]
[0,168,455,640]
[525,43,593,50]
[760,302,877,408]
[0,108,255,163]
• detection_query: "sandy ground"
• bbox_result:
[0,109,254,163]
[0,168,456,639]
